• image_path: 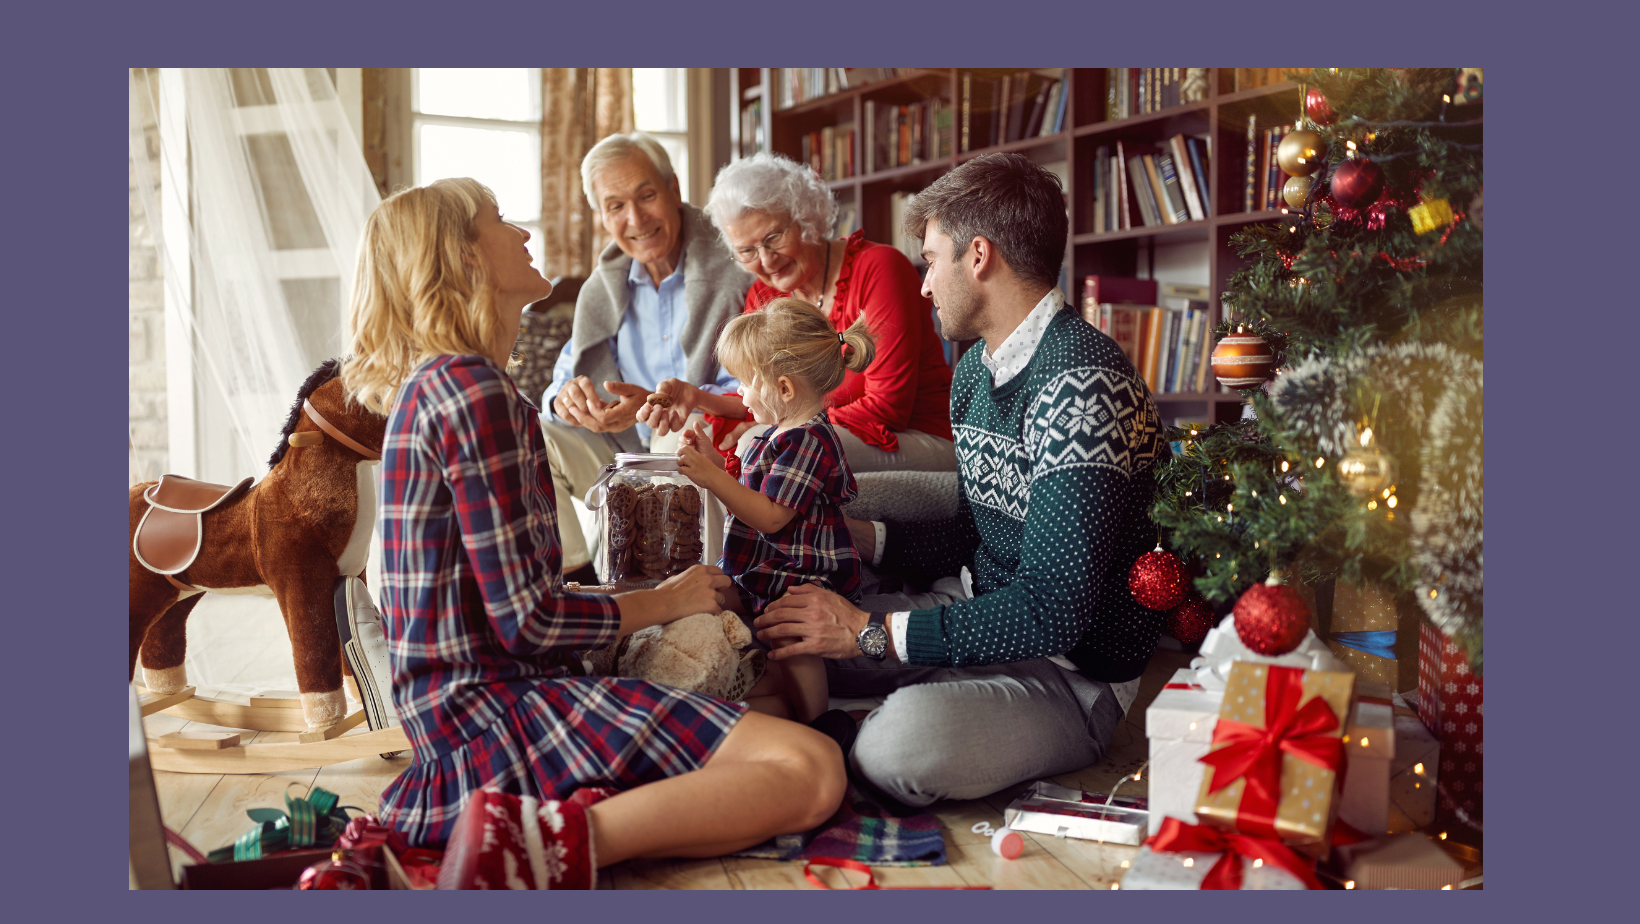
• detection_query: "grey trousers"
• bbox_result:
[825,649,1124,808]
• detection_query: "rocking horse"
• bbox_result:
[129,360,410,772]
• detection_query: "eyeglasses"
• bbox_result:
[731,221,797,264]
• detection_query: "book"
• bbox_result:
[836,203,859,237]
[1185,136,1212,218]
[1169,135,1205,222]
[1024,76,1053,139]
[863,100,876,173]
[1127,155,1157,226]
[1244,114,1258,212]
[1265,125,1287,212]
[1038,78,1061,137]
[1083,274,1158,309]
[1156,153,1192,224]
[1113,141,1126,229]
[959,73,972,153]
[1092,144,1108,234]
[1141,154,1171,225]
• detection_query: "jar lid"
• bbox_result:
[584,454,680,508]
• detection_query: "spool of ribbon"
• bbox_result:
[1145,817,1323,890]
[1329,630,1397,660]
[1196,664,1344,839]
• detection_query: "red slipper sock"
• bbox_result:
[567,786,621,808]
[436,787,596,889]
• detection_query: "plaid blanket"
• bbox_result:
[732,785,946,866]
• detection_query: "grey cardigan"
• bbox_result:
[561,202,751,453]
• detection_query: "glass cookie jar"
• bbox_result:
[583,453,708,588]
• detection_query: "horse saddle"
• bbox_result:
[133,474,254,584]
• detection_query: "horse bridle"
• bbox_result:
[301,399,382,461]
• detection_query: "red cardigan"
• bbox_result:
[743,231,953,451]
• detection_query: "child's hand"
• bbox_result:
[677,422,727,485]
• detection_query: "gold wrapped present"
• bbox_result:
[1321,581,1419,692]
[1195,662,1355,858]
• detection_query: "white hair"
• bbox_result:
[580,132,676,210]
[706,152,838,251]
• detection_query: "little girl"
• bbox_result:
[676,298,874,724]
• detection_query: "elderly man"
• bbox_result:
[755,153,1168,809]
[543,133,751,583]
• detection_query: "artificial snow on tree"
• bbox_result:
[1149,68,1483,669]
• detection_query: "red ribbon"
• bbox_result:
[1197,665,1343,838]
[803,857,991,890]
[1146,817,1323,890]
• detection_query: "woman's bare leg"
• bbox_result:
[585,710,845,864]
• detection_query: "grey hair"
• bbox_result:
[706,152,838,252]
[580,132,676,211]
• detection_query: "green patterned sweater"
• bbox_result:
[884,307,1169,683]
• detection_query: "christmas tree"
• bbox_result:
[1151,68,1483,667]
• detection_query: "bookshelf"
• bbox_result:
[727,68,1308,425]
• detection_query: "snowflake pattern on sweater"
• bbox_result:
[891,306,1169,682]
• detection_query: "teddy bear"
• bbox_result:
[582,609,764,702]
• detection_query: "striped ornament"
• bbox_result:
[1210,331,1275,388]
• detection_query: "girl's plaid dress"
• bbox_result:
[375,354,746,848]
[722,412,862,613]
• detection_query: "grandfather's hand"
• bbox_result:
[655,564,732,622]
[551,375,647,433]
[755,583,872,660]
[635,378,700,438]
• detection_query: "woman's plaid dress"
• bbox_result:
[375,354,746,848]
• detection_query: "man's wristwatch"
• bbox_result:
[856,612,888,661]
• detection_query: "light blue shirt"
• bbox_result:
[544,251,740,442]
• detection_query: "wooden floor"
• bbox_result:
[146,593,1193,889]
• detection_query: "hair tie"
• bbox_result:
[837,333,846,344]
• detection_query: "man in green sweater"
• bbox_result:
[756,153,1168,808]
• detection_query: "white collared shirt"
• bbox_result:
[977,287,1065,387]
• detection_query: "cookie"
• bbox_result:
[606,482,637,518]
[674,485,702,515]
[607,514,634,550]
[635,492,663,530]
[645,393,674,409]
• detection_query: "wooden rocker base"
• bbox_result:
[147,724,410,774]
[137,685,409,774]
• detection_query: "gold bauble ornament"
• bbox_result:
[1276,129,1326,177]
[1282,175,1314,209]
[1337,447,1398,498]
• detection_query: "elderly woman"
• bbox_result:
[341,177,843,885]
[641,153,956,473]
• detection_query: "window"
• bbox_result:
[633,68,689,203]
[412,68,545,271]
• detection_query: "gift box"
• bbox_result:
[1417,623,1483,828]
[1318,580,1420,692]
[1147,667,1388,838]
[1002,781,1149,846]
[1389,702,1440,830]
[1332,832,1464,890]
[1193,661,1354,857]
[1118,818,1323,890]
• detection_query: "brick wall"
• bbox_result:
[129,68,167,485]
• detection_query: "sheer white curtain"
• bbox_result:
[128,68,381,694]
[128,68,379,486]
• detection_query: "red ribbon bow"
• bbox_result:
[1146,817,1323,890]
[1197,664,1343,838]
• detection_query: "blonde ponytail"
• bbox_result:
[718,297,876,398]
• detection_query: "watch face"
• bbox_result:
[858,625,888,658]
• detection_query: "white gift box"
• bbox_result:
[1118,843,1307,890]
[1389,708,1440,829]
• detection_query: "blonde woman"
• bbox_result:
[341,178,843,887]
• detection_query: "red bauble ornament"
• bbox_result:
[1233,578,1311,656]
[1210,329,1276,389]
[1165,593,1215,645]
[1129,545,1191,611]
[1305,87,1336,126]
[1330,158,1385,210]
